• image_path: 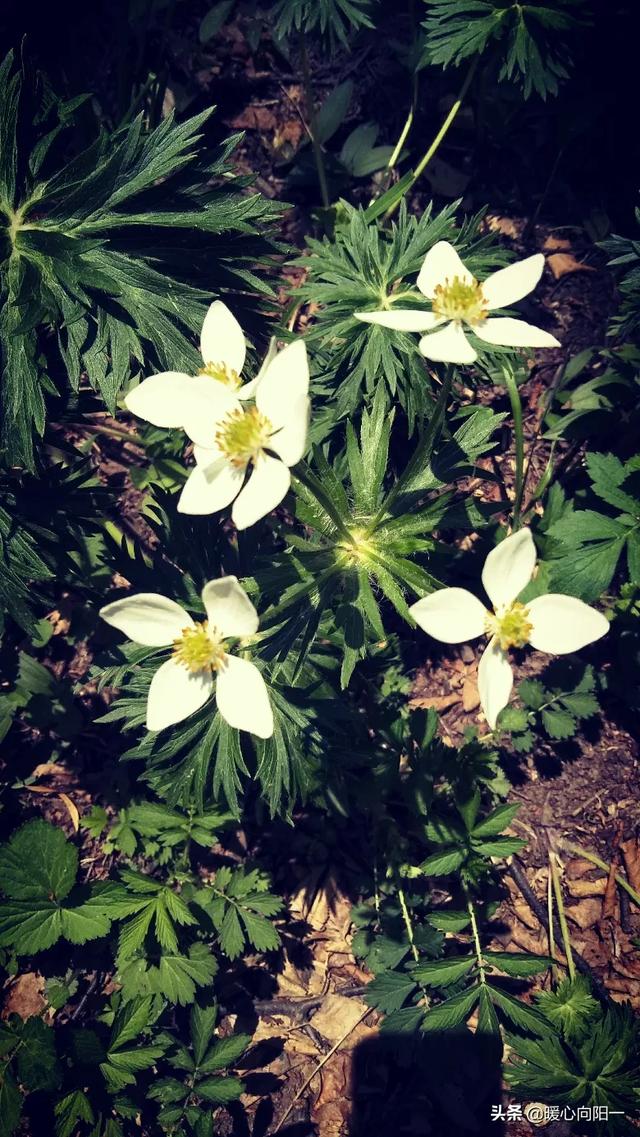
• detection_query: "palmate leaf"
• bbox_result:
[193,866,282,960]
[293,199,508,427]
[118,943,218,1006]
[0,820,112,954]
[421,0,584,99]
[0,50,282,467]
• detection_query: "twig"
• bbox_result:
[273,1005,370,1132]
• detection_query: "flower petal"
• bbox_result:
[269,395,310,466]
[354,309,442,332]
[182,389,242,449]
[417,241,473,298]
[231,454,290,530]
[200,301,246,375]
[409,588,487,643]
[482,254,545,310]
[216,654,273,737]
[177,458,244,516]
[201,576,259,639]
[256,340,309,429]
[193,443,223,467]
[527,594,609,654]
[125,372,199,428]
[473,317,560,349]
[147,658,213,731]
[482,528,537,611]
[237,338,278,401]
[100,594,191,646]
[478,638,514,729]
[418,322,477,364]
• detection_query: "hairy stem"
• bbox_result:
[464,884,486,983]
[386,57,478,219]
[502,362,525,530]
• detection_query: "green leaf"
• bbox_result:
[200,1033,251,1073]
[412,955,475,988]
[420,847,467,876]
[421,986,480,1032]
[191,1001,218,1067]
[489,986,551,1037]
[541,707,576,739]
[471,803,520,838]
[197,1075,244,1104]
[54,1090,95,1137]
[0,820,77,902]
[315,81,354,145]
[0,1068,21,1137]
[199,0,235,42]
[482,952,553,978]
[364,970,418,1013]
[471,837,525,858]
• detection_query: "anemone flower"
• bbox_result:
[355,241,560,365]
[125,302,310,530]
[409,529,608,728]
[100,576,273,736]
[125,301,266,429]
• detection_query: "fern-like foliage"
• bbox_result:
[293,201,508,426]
[421,0,585,99]
[273,0,376,45]
[0,51,283,468]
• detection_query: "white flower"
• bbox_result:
[354,240,560,365]
[125,301,266,428]
[125,301,311,530]
[408,529,608,729]
[100,576,273,737]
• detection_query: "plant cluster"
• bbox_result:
[1,2,639,1134]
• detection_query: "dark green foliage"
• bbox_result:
[499,662,601,752]
[293,200,508,424]
[507,980,640,1133]
[0,1015,60,1137]
[273,0,376,45]
[0,821,112,954]
[600,207,640,341]
[0,51,281,467]
[149,1001,248,1133]
[421,0,584,99]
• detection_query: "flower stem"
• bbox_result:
[560,841,640,908]
[300,31,330,210]
[502,362,525,530]
[385,57,478,220]
[464,884,486,984]
[549,853,576,981]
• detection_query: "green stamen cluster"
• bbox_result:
[432,275,488,326]
[199,361,242,390]
[173,621,226,672]
[216,406,273,468]
[486,601,533,651]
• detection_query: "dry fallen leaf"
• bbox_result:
[2,973,47,1020]
[309,995,369,1047]
[547,253,596,279]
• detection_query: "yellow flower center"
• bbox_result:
[485,602,533,651]
[215,406,273,469]
[432,275,488,326]
[172,621,226,672]
[337,527,376,565]
[198,361,242,390]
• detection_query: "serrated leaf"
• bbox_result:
[200,1033,251,1073]
[412,955,475,988]
[541,707,576,739]
[420,848,467,876]
[364,970,418,1013]
[197,1075,244,1104]
[421,985,480,1032]
[0,820,77,902]
[489,986,551,1037]
[482,952,553,978]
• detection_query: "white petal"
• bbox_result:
[238,337,279,401]
[147,658,213,731]
[527,595,609,654]
[354,309,442,332]
[474,317,560,349]
[269,395,310,466]
[201,576,259,639]
[215,654,273,738]
[182,389,242,449]
[482,254,545,310]
[231,454,290,530]
[478,638,514,729]
[100,594,192,646]
[409,588,487,643]
[418,322,477,364]
[417,241,473,298]
[193,443,223,467]
[125,372,199,428]
[200,301,246,376]
[482,528,537,611]
[256,340,309,430]
[177,458,244,516]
